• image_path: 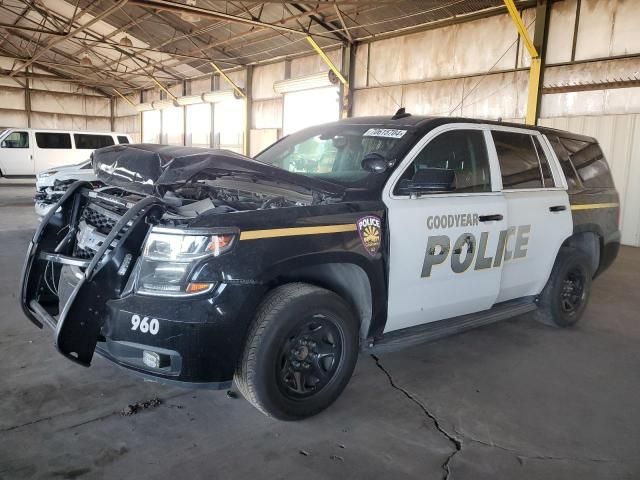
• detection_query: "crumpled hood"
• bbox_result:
[92,144,344,197]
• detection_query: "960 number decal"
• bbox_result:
[131,314,160,335]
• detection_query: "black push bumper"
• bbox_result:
[19,183,261,389]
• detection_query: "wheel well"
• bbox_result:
[276,263,373,341]
[562,232,600,274]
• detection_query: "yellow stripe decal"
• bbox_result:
[239,224,357,241]
[570,203,619,211]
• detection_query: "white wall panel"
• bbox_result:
[30,112,110,131]
[402,78,464,116]
[352,86,403,117]
[540,114,640,246]
[0,88,25,110]
[0,109,28,128]
[114,95,138,117]
[353,43,368,89]
[575,0,640,60]
[546,0,576,64]
[460,71,527,119]
[30,91,110,117]
[190,76,212,95]
[455,14,518,74]
[252,62,285,100]
[291,49,341,78]
[252,98,283,129]
[114,115,140,142]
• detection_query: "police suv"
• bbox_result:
[20,113,620,420]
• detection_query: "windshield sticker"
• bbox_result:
[363,128,407,139]
[357,215,382,256]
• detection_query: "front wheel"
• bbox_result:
[534,247,593,328]
[235,283,359,420]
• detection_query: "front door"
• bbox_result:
[0,131,34,176]
[383,124,507,333]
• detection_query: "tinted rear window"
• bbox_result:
[117,136,130,144]
[546,134,581,190]
[74,134,115,149]
[492,130,543,189]
[560,137,614,189]
[35,132,72,149]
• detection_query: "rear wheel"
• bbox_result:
[235,283,359,420]
[534,247,593,328]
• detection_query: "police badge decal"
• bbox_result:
[357,215,382,256]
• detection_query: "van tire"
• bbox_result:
[234,282,359,420]
[534,247,593,328]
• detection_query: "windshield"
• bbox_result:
[255,124,412,188]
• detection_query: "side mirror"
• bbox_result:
[361,152,389,173]
[396,167,455,195]
[0,141,6,148]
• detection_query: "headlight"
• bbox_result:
[38,171,57,179]
[136,230,235,296]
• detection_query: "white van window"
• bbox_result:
[36,132,72,149]
[117,136,130,144]
[2,131,29,148]
[74,133,114,149]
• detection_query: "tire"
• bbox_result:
[234,282,359,420]
[534,247,593,328]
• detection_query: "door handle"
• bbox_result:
[479,214,503,222]
[549,205,566,212]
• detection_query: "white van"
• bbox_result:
[0,128,132,177]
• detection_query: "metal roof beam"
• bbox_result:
[289,3,349,44]
[126,0,337,40]
[10,0,129,76]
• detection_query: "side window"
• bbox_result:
[546,134,581,190]
[394,129,491,194]
[117,136,130,144]
[532,136,555,187]
[1,131,29,148]
[492,130,543,189]
[35,132,72,149]
[74,134,115,149]
[560,137,614,189]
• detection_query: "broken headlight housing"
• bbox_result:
[136,229,235,297]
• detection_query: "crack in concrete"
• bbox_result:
[370,353,618,478]
[456,429,617,464]
[371,354,462,480]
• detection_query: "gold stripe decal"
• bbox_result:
[570,203,619,211]
[239,224,357,241]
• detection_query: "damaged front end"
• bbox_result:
[21,181,165,366]
[20,144,342,386]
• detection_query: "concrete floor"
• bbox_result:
[1,185,639,480]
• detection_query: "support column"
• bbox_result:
[25,68,32,128]
[341,43,355,118]
[307,36,350,119]
[504,0,550,125]
[244,66,253,157]
[530,0,551,125]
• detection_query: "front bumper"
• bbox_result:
[93,282,263,387]
[20,183,262,388]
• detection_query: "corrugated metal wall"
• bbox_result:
[540,115,640,247]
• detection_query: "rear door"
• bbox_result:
[383,124,507,332]
[487,127,572,302]
[0,130,34,175]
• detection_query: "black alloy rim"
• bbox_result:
[276,314,343,399]
[560,267,586,313]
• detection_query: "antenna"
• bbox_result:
[391,107,411,120]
